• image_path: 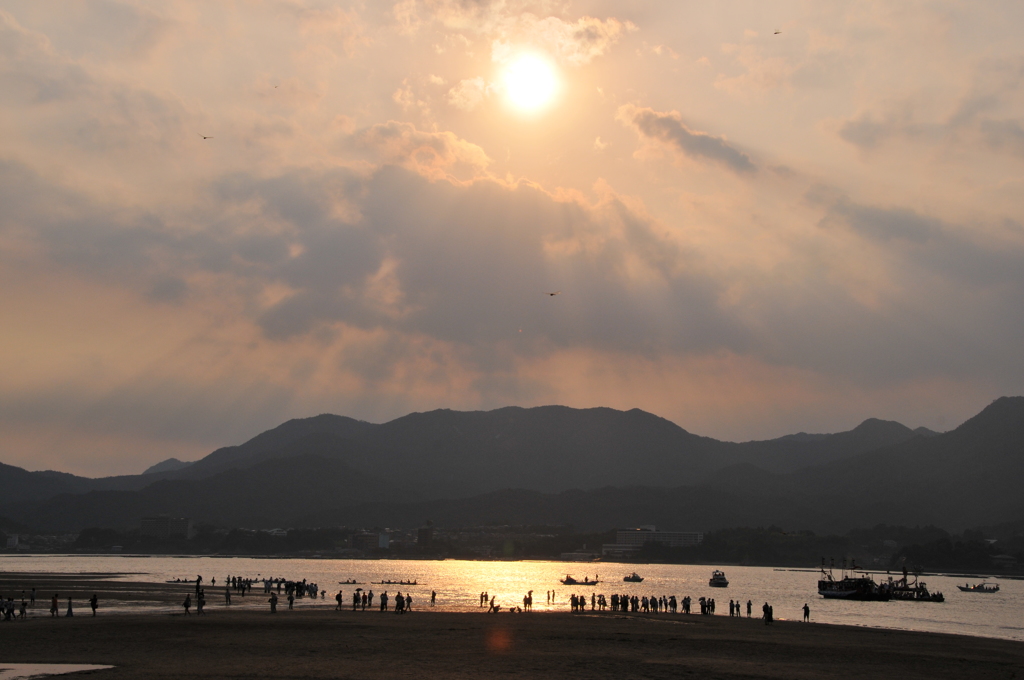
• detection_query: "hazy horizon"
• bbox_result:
[3,1,1024,476]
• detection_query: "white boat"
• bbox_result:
[957,582,999,593]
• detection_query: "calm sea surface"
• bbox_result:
[2,555,1021,642]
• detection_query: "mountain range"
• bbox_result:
[1,398,1021,534]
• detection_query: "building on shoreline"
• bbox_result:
[601,526,703,558]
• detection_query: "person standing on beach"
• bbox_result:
[762,602,769,625]
[183,594,191,616]
[30,588,35,608]
[66,597,73,617]
[335,591,342,610]
[747,600,752,618]
[269,592,278,613]
[288,592,295,610]
[50,594,59,618]
[430,591,436,606]
[90,594,98,617]
[380,591,388,611]
[225,586,231,605]
[802,603,810,622]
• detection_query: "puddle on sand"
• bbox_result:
[0,665,113,679]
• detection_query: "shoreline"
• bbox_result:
[0,608,1021,679]
[0,571,1018,645]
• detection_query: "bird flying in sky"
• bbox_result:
[545,291,560,296]
[199,134,213,139]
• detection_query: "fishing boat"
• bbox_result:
[708,570,729,587]
[623,572,644,583]
[561,574,599,586]
[817,560,890,601]
[884,567,944,602]
[957,582,1000,593]
[888,579,943,602]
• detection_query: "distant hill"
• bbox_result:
[2,399,1020,533]
[718,397,1024,531]
[142,458,193,475]
[122,406,935,495]
[728,417,927,473]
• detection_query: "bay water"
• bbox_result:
[2,555,1020,642]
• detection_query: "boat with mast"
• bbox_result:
[885,566,944,602]
[817,559,891,601]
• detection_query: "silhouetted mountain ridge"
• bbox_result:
[2,399,1022,532]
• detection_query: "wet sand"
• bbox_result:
[0,574,1022,679]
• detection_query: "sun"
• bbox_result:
[502,53,559,113]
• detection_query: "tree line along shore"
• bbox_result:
[10,523,1016,574]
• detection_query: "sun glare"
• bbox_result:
[502,53,559,113]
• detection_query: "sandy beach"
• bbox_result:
[0,574,1022,679]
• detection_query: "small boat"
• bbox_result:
[623,572,644,583]
[561,575,599,586]
[375,580,418,585]
[957,582,1000,593]
[708,570,729,588]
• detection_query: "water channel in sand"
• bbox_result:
[2,555,1021,641]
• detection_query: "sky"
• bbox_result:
[2,0,1024,476]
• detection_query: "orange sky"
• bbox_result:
[2,1,1023,475]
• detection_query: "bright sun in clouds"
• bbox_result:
[502,53,559,113]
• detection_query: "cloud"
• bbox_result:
[348,121,492,178]
[835,56,1024,158]
[0,10,95,104]
[447,76,487,111]
[812,190,1024,290]
[617,105,756,173]
[4,1,1024,475]
[515,14,632,66]
[417,1,630,66]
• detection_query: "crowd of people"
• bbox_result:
[552,591,800,624]
[0,589,101,620]
[5,575,811,625]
